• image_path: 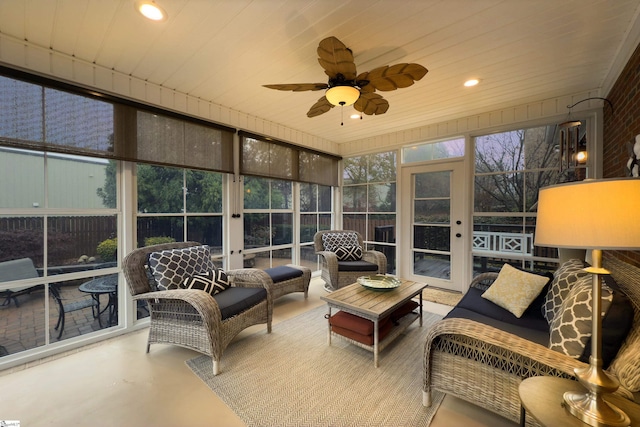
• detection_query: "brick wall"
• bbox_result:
[604,41,640,265]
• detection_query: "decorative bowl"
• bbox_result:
[357,275,401,291]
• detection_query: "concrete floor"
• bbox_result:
[0,278,516,427]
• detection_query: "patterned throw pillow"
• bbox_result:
[542,259,589,324]
[549,277,613,359]
[182,268,230,296]
[481,263,551,318]
[322,232,363,261]
[333,245,363,261]
[147,245,215,291]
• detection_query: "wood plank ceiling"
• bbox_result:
[0,0,638,145]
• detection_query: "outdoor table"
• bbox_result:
[79,274,118,327]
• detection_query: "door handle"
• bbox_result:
[456,233,462,238]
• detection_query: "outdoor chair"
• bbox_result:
[314,230,387,292]
[50,284,101,340]
[122,241,273,375]
[0,258,43,307]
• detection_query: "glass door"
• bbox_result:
[401,161,465,291]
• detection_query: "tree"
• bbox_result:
[185,170,222,213]
[96,159,117,208]
[98,162,224,214]
[343,152,396,213]
[474,127,559,214]
[96,133,117,208]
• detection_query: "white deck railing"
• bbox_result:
[472,231,534,258]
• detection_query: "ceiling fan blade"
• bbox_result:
[354,93,389,115]
[317,36,357,80]
[359,63,428,92]
[307,96,334,118]
[356,72,375,93]
[263,83,328,92]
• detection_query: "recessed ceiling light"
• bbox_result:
[464,79,479,87]
[350,114,361,120]
[136,1,167,22]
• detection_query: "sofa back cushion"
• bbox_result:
[596,276,634,368]
[548,276,613,359]
[147,245,215,290]
[542,259,589,324]
[548,273,633,370]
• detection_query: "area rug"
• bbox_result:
[186,306,445,427]
[422,287,463,307]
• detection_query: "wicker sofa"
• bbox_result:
[423,253,640,426]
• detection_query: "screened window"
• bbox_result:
[136,164,224,254]
[300,183,332,271]
[243,176,293,268]
[473,125,581,274]
[343,151,397,274]
[402,137,465,163]
[0,148,120,353]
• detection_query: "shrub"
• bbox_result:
[0,229,43,263]
[96,238,118,262]
[144,236,176,246]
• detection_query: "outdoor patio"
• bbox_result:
[0,280,119,356]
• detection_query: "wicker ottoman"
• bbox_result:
[265,265,311,300]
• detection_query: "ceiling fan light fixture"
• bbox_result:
[136,1,167,21]
[325,85,360,107]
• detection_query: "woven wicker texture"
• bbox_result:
[314,230,387,291]
[187,305,444,427]
[423,255,640,426]
[606,253,640,392]
[123,242,273,375]
[269,265,312,301]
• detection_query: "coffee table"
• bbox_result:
[321,278,427,367]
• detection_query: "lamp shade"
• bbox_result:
[534,178,640,250]
[325,86,360,106]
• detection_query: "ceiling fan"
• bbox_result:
[263,36,428,119]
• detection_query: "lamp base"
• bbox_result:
[560,256,630,427]
[563,391,630,427]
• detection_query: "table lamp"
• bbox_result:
[535,178,640,427]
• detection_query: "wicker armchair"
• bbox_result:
[314,230,387,292]
[123,241,273,375]
[423,254,640,427]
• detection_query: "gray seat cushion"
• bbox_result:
[264,266,303,283]
[455,286,550,332]
[446,286,550,345]
[337,260,379,272]
[446,306,550,346]
[213,287,267,320]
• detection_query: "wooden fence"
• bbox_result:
[0,216,116,266]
